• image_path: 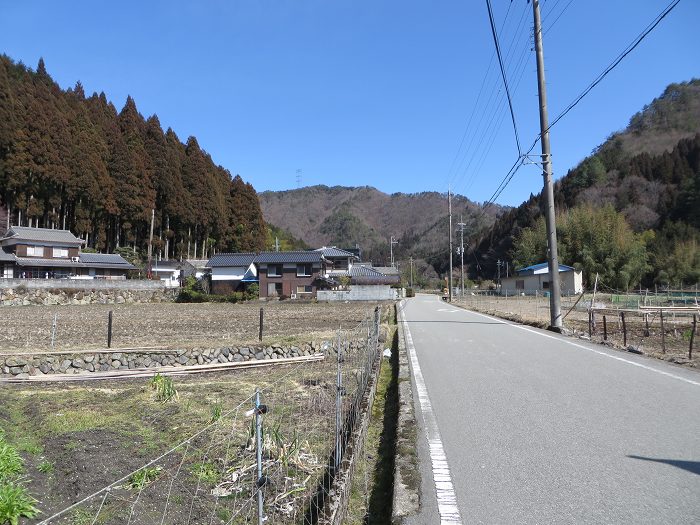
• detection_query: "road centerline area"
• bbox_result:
[401,294,700,524]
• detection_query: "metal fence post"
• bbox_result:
[335,329,342,472]
[254,390,265,524]
[51,313,57,351]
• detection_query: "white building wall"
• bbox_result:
[501,270,583,295]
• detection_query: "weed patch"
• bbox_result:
[150,373,178,402]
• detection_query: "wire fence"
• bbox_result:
[456,290,699,365]
[34,307,382,525]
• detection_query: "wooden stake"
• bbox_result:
[660,309,666,354]
[621,312,627,347]
[690,314,697,359]
[107,310,113,348]
[603,315,607,341]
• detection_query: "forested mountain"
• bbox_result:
[259,185,504,271]
[0,55,266,258]
[475,79,700,288]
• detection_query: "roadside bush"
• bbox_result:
[405,287,415,298]
[175,289,207,303]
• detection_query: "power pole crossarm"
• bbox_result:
[533,0,563,330]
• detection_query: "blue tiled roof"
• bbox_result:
[516,262,575,275]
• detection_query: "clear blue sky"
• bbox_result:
[1,1,697,206]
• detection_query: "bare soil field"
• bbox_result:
[456,294,699,368]
[0,301,381,353]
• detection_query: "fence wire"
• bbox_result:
[35,308,381,525]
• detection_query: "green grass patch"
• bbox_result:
[0,481,40,524]
[0,443,23,481]
[37,460,54,474]
[123,466,163,490]
[190,462,221,484]
[150,373,178,403]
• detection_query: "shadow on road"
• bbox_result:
[627,455,700,476]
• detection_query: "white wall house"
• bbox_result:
[500,262,583,295]
[208,253,258,294]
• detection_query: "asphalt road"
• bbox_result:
[401,294,700,524]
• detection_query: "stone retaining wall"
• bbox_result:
[0,278,168,291]
[0,286,176,306]
[1,341,334,378]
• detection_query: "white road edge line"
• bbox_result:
[399,301,463,524]
[461,305,700,388]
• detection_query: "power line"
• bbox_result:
[444,1,517,186]
[483,0,682,207]
[543,0,681,137]
[485,0,522,156]
[544,0,575,35]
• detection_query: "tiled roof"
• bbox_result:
[15,258,83,268]
[208,253,257,267]
[1,226,84,245]
[80,253,135,269]
[516,262,575,275]
[314,247,358,258]
[0,250,15,262]
[372,266,400,276]
[349,265,386,278]
[256,251,323,264]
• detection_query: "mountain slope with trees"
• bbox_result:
[474,79,700,289]
[259,185,504,269]
[0,55,266,258]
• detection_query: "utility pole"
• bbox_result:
[497,259,502,290]
[274,237,280,252]
[147,208,155,279]
[448,187,453,302]
[409,256,414,288]
[390,236,399,267]
[458,217,466,299]
[533,0,563,330]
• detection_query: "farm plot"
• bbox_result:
[0,359,340,524]
[0,301,380,353]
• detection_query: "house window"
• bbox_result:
[543,281,550,289]
[26,246,44,257]
[53,248,69,258]
[296,285,313,295]
[516,280,525,290]
[267,265,282,277]
[267,283,283,297]
[296,264,312,277]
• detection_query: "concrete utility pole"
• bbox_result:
[458,217,466,299]
[147,208,155,279]
[409,256,414,288]
[448,187,453,302]
[533,0,563,330]
[390,236,399,267]
[497,259,502,290]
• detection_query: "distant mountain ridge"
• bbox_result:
[258,185,504,267]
